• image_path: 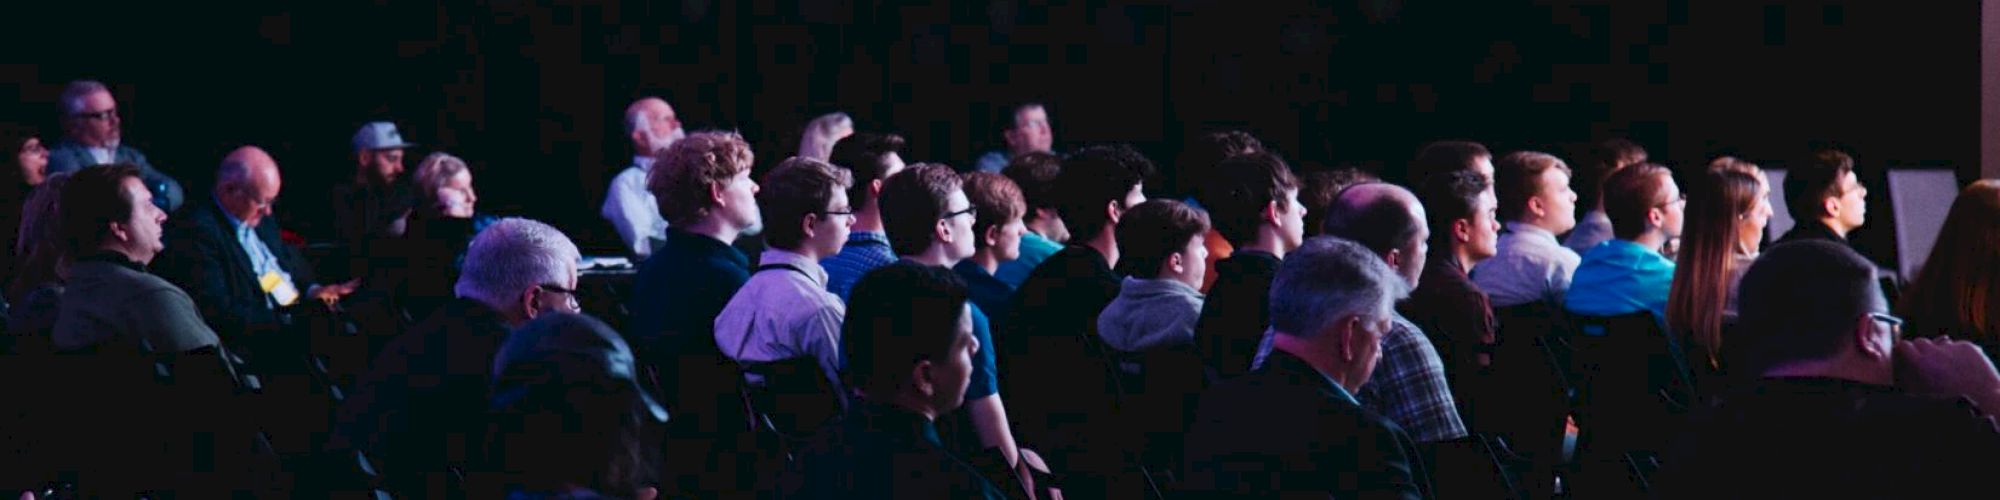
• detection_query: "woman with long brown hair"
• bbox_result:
[1898,179,2000,362]
[1666,160,1772,388]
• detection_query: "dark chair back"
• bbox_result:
[738,356,845,445]
[1423,433,1526,500]
[1108,342,1213,498]
[1565,312,1693,461]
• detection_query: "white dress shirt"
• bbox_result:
[1473,222,1583,308]
[601,155,669,258]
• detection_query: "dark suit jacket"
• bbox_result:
[1181,350,1433,500]
[1777,220,1848,246]
[154,198,315,344]
[44,139,185,212]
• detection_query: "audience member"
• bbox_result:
[1565,138,1648,253]
[1565,162,1682,321]
[602,97,686,258]
[797,111,853,161]
[485,312,668,500]
[0,134,48,273]
[154,146,358,350]
[1666,163,1772,380]
[335,217,583,498]
[48,164,218,352]
[821,132,908,301]
[1779,149,1868,245]
[1405,140,1492,187]
[1899,179,2000,363]
[11,135,47,188]
[993,151,1066,288]
[971,102,1054,173]
[1004,144,1152,492]
[1402,170,1501,408]
[952,172,1026,327]
[364,152,488,319]
[4,173,68,340]
[714,157,854,395]
[1181,236,1430,499]
[1652,240,2000,498]
[1182,130,1267,291]
[795,263,1012,499]
[43,80,185,212]
[1195,152,1305,377]
[622,130,760,495]
[332,121,417,249]
[1306,182,1467,442]
[1298,166,1376,235]
[1099,199,1210,353]
[1473,151,1580,308]
[879,163,1027,468]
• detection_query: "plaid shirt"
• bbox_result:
[1356,313,1468,443]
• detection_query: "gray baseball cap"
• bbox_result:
[352,121,417,151]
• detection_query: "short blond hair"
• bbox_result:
[647,131,754,227]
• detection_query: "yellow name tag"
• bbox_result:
[261,271,300,307]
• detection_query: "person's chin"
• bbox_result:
[740,222,763,237]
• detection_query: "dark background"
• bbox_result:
[0,0,1977,261]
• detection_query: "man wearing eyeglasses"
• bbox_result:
[714,157,855,399]
[45,79,186,212]
[1651,240,2000,498]
[1565,162,1684,323]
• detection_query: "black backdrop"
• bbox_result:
[0,0,1978,258]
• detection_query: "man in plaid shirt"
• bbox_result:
[1308,182,1469,442]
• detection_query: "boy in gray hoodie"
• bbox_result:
[1098,199,1211,353]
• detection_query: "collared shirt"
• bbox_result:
[601,155,668,258]
[1563,209,1614,255]
[821,231,897,303]
[994,231,1060,289]
[714,248,847,390]
[87,144,116,165]
[1566,239,1676,322]
[1473,222,1582,308]
[1249,312,1469,443]
[219,199,289,308]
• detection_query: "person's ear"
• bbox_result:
[1106,200,1124,225]
[630,129,648,151]
[911,359,937,399]
[1337,316,1361,363]
[801,213,820,241]
[709,181,728,206]
[1823,195,1843,219]
[1262,200,1283,225]
[109,221,130,244]
[1527,196,1547,220]
[935,217,954,245]
[869,179,886,200]
[1648,206,1666,230]
[1384,247,1404,270]
[1855,314,1893,361]
[1453,218,1475,245]
[520,287,543,321]
[1167,251,1186,277]
[983,223,1003,248]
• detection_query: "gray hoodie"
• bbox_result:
[1097,276,1205,353]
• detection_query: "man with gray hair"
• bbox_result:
[1255,182,1469,443]
[1182,236,1432,498]
[44,79,185,212]
[602,96,687,258]
[333,217,583,498]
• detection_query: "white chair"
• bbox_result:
[1762,169,1792,242]
[1886,168,1960,280]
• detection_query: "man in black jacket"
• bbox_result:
[1181,236,1432,499]
[155,146,357,355]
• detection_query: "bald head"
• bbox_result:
[626,97,683,154]
[217,146,283,227]
[1320,182,1429,286]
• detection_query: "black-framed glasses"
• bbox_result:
[819,208,855,218]
[1869,312,1904,338]
[941,206,976,220]
[1656,192,1687,208]
[538,283,581,309]
[74,108,117,121]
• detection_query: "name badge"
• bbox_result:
[261,271,300,307]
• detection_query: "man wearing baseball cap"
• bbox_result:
[331,121,418,256]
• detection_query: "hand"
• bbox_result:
[308,279,361,304]
[1895,337,2000,411]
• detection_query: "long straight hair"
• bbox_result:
[1898,180,2000,344]
[1667,166,1763,366]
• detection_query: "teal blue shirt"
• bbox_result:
[1565,239,1675,325]
[995,231,1061,289]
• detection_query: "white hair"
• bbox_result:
[797,111,853,161]
[1269,236,1411,339]
[455,218,581,312]
[60,80,110,116]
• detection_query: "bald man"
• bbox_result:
[156,146,358,349]
[602,97,686,258]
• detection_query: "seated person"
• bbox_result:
[1401,169,1501,379]
[1098,199,1210,353]
[952,172,1028,328]
[1565,138,1647,253]
[1565,163,1682,322]
[993,152,1066,288]
[1899,180,2000,364]
[714,157,853,395]
[1181,237,1431,499]
[793,263,1013,499]
[485,312,668,500]
[1472,151,1580,309]
[363,152,489,320]
[970,102,1054,174]
[1193,152,1305,378]
[154,147,357,355]
[1778,149,1868,246]
[821,132,908,302]
[332,122,417,249]
[50,164,218,353]
[1651,240,2000,498]
[44,80,185,212]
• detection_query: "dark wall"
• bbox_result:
[0,0,1978,255]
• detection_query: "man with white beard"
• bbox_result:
[602,96,688,258]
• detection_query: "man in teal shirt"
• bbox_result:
[1566,163,1683,323]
